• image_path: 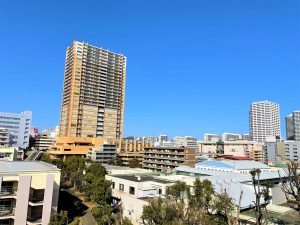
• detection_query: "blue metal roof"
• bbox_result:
[197,160,233,169]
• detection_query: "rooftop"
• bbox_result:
[176,166,286,182]
[215,155,252,160]
[197,160,271,170]
[110,174,174,184]
[0,161,60,173]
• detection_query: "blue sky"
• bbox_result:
[0,0,299,139]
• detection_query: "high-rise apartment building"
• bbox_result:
[50,41,126,156]
[285,111,300,141]
[249,101,281,143]
[0,111,32,149]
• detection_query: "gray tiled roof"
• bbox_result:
[0,161,59,173]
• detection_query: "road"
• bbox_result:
[82,208,96,225]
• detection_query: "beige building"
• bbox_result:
[0,161,61,225]
[0,147,22,161]
[198,140,264,162]
[143,147,196,172]
[0,128,12,147]
[49,41,126,157]
[118,138,154,152]
[118,152,144,167]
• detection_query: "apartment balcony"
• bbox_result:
[28,189,44,207]
[27,215,42,225]
[0,188,17,199]
[0,208,15,220]
[28,197,44,207]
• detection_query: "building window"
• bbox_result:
[112,182,115,189]
[119,184,124,191]
[129,186,135,195]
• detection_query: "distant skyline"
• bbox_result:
[0,0,299,139]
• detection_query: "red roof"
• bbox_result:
[215,155,251,160]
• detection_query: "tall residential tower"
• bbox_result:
[286,111,300,141]
[50,41,126,156]
[249,101,281,143]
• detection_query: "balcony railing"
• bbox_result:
[27,215,42,223]
[0,188,17,197]
[29,196,44,204]
[0,208,15,217]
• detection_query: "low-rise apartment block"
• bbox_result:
[87,142,117,163]
[204,133,251,142]
[118,137,154,152]
[30,134,55,151]
[0,161,60,225]
[143,147,196,172]
[265,140,300,164]
[0,128,12,147]
[118,152,144,167]
[0,147,24,161]
[173,136,198,149]
[198,140,264,162]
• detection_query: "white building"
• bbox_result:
[0,111,32,149]
[204,134,221,142]
[204,133,250,142]
[105,161,287,225]
[195,159,272,174]
[249,101,281,143]
[173,136,198,149]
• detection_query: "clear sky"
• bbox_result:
[0,0,299,139]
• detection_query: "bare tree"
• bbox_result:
[250,169,272,225]
[223,190,243,225]
[280,161,300,215]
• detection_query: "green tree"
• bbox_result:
[128,158,140,168]
[167,181,190,202]
[121,217,134,225]
[91,177,112,205]
[49,210,68,225]
[86,163,107,177]
[141,198,181,225]
[40,153,64,168]
[202,179,214,213]
[63,156,86,188]
[108,157,115,165]
[115,157,123,166]
[142,178,237,225]
[93,204,113,225]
